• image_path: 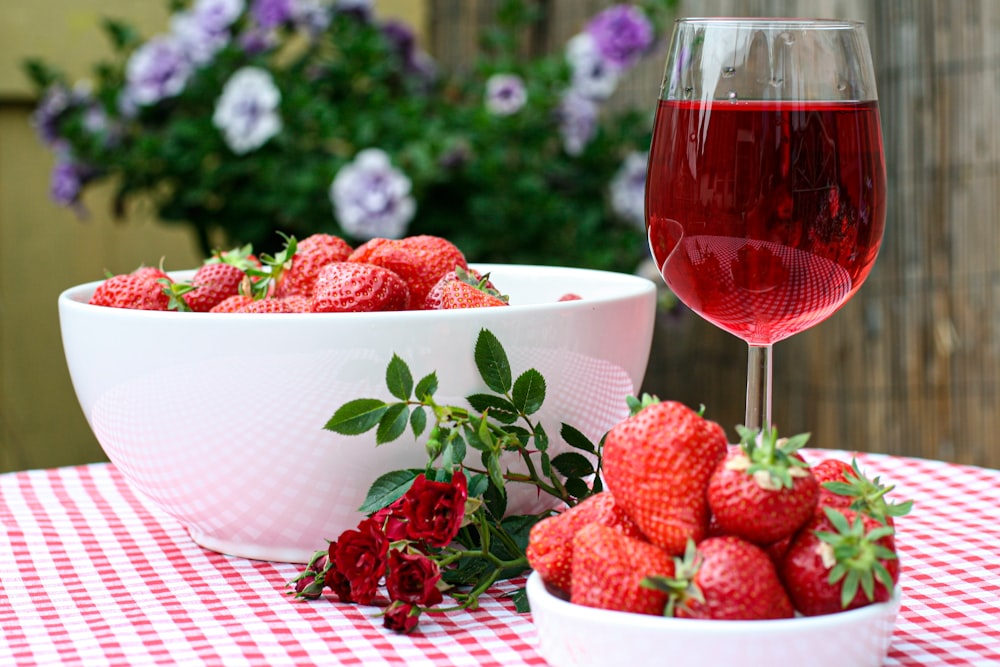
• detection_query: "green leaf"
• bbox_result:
[482,467,508,520]
[499,514,542,555]
[560,423,596,453]
[462,422,490,452]
[467,473,490,498]
[357,468,421,513]
[441,435,468,470]
[325,398,388,435]
[485,452,506,498]
[409,406,427,438]
[551,452,595,478]
[475,329,512,393]
[414,372,439,401]
[509,586,530,613]
[376,403,409,444]
[564,477,592,499]
[385,354,413,400]
[533,422,549,452]
[466,393,519,423]
[511,369,546,415]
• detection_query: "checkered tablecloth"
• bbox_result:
[1,451,998,666]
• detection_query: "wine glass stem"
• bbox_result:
[745,344,773,433]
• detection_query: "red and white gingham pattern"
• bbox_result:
[1,451,998,666]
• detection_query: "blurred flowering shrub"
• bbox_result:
[24,0,674,270]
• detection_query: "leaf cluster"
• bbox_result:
[324,328,607,609]
[23,0,676,265]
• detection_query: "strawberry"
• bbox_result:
[89,270,171,310]
[277,295,312,313]
[781,507,900,616]
[570,523,674,615]
[183,262,247,312]
[130,265,170,283]
[210,294,254,313]
[346,237,393,264]
[237,298,301,313]
[812,458,857,513]
[311,262,410,312]
[706,426,819,545]
[645,536,794,620]
[557,293,582,301]
[601,396,728,555]
[424,266,509,310]
[526,492,644,595]
[348,235,467,308]
[275,233,353,298]
[813,457,913,525]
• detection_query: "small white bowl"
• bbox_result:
[526,571,901,667]
[58,264,657,563]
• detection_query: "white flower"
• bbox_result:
[330,148,416,240]
[212,67,282,154]
[610,151,648,229]
[565,32,622,101]
[484,74,528,116]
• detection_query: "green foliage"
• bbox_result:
[324,327,610,607]
[24,0,676,265]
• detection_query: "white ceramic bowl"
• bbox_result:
[58,264,657,563]
[526,571,901,667]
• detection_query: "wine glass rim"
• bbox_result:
[675,17,866,29]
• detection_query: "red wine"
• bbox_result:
[646,99,886,345]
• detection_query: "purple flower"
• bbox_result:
[330,148,416,240]
[170,0,244,65]
[251,0,295,29]
[30,85,72,146]
[557,91,599,157]
[212,66,282,154]
[49,159,95,209]
[484,74,527,115]
[124,35,195,106]
[610,151,648,228]
[585,4,653,68]
[238,27,276,54]
[193,0,245,32]
[380,20,437,83]
[565,32,621,100]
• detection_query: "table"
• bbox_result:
[1,451,998,666]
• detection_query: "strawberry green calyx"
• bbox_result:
[733,424,811,490]
[816,507,898,609]
[641,539,704,617]
[159,278,194,312]
[250,233,298,299]
[822,458,914,524]
[207,243,258,271]
[624,392,661,416]
[454,266,509,303]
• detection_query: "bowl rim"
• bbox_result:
[58,262,658,315]
[526,570,902,634]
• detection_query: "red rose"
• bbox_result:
[372,497,408,542]
[330,517,389,604]
[383,601,420,633]
[385,549,444,606]
[402,470,468,548]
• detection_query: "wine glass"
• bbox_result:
[645,18,886,435]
